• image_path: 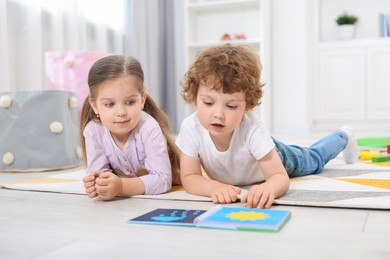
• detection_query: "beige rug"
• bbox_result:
[1,159,389,209]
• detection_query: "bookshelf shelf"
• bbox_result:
[316,0,390,43]
[187,0,259,11]
[187,38,261,49]
[318,37,390,48]
[183,0,271,125]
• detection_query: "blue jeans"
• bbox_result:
[272,130,348,178]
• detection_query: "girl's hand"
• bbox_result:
[82,171,100,198]
[95,172,122,201]
[210,184,241,204]
[241,184,275,208]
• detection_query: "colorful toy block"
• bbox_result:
[372,156,390,163]
[358,150,381,160]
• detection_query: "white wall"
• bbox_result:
[270,0,315,135]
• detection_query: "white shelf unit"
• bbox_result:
[316,0,390,43]
[184,0,271,125]
[312,0,390,132]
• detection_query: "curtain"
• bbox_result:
[0,0,125,92]
[1,0,185,133]
[124,0,185,133]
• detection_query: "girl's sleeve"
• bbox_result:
[84,124,112,173]
[138,125,172,195]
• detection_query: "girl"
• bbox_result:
[176,44,358,208]
[80,55,180,201]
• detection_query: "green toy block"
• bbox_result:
[357,137,390,148]
[371,156,390,163]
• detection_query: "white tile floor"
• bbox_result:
[0,168,390,260]
[1,132,390,259]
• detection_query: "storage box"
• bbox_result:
[0,90,81,171]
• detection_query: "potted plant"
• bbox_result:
[336,12,359,40]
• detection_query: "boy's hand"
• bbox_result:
[240,184,275,208]
[82,171,100,198]
[95,172,122,201]
[210,184,241,204]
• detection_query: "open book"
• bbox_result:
[128,206,291,232]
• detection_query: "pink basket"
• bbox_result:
[45,51,110,118]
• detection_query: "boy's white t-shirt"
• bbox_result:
[176,111,275,185]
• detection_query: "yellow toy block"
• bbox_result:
[359,151,381,160]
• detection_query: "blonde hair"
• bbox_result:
[181,43,264,110]
[80,55,180,184]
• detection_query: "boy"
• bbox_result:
[176,44,358,208]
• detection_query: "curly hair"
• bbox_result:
[181,43,264,110]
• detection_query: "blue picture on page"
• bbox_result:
[128,208,207,226]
